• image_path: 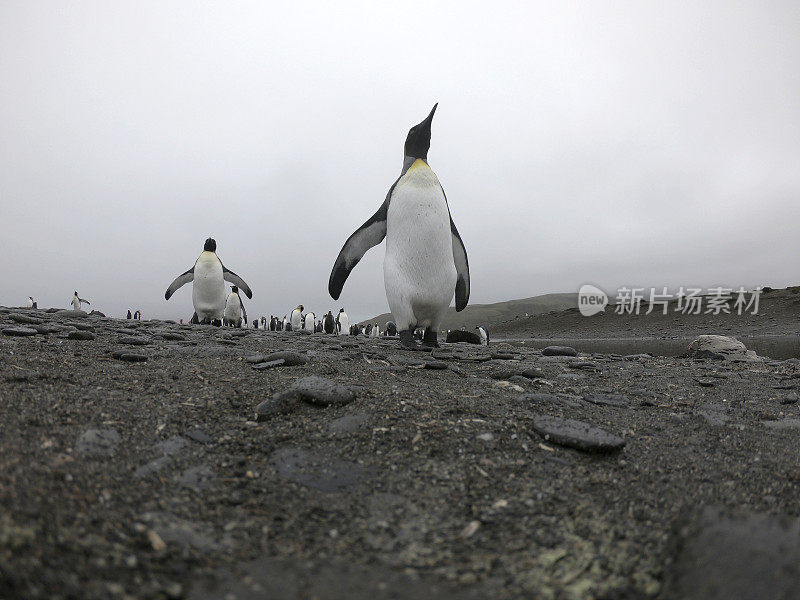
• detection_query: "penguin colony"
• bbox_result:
[25,106,489,345]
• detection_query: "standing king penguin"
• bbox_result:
[71,292,90,311]
[165,238,252,325]
[328,104,469,349]
[223,285,247,327]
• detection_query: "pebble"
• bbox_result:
[119,336,150,346]
[477,433,495,442]
[542,346,578,357]
[532,415,625,453]
[1,327,38,337]
[424,361,448,370]
[329,413,367,435]
[68,330,95,341]
[491,352,517,360]
[252,359,286,370]
[114,352,148,362]
[34,324,62,334]
[76,428,121,457]
[255,376,356,420]
[178,465,216,490]
[251,351,307,367]
[186,428,212,443]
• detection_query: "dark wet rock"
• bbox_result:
[54,309,87,318]
[178,465,216,490]
[281,376,355,407]
[67,330,95,341]
[568,360,601,370]
[584,393,631,408]
[492,367,544,380]
[9,314,42,325]
[157,332,186,341]
[119,336,150,346]
[88,310,106,317]
[76,428,121,457]
[329,413,367,435]
[424,361,448,370]
[33,324,61,334]
[542,346,578,357]
[445,330,481,344]
[245,353,266,364]
[532,415,625,453]
[520,367,545,379]
[662,506,800,600]
[1,327,38,337]
[491,352,516,360]
[270,447,364,493]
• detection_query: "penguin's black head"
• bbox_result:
[204,238,216,252]
[231,286,238,293]
[74,291,78,295]
[339,308,344,313]
[404,103,437,160]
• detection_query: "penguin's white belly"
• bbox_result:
[192,256,225,320]
[338,314,349,334]
[384,161,456,331]
[71,298,80,310]
[224,295,241,321]
[291,311,302,329]
[303,314,315,331]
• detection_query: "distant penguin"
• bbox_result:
[27,296,34,308]
[134,310,141,320]
[127,310,132,319]
[336,308,349,335]
[165,238,252,326]
[281,315,288,331]
[476,326,489,345]
[223,285,247,327]
[252,319,258,328]
[350,324,358,336]
[323,311,336,334]
[328,104,469,350]
[303,311,315,332]
[385,321,397,336]
[371,323,380,338]
[364,323,372,336]
[71,291,90,311]
[269,315,277,331]
[291,305,304,330]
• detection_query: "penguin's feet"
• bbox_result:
[211,319,222,327]
[422,328,440,348]
[400,330,421,350]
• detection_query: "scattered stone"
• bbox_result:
[119,336,150,346]
[33,324,61,334]
[157,332,186,341]
[115,352,148,362]
[1,327,38,337]
[687,335,760,362]
[493,381,525,392]
[256,376,356,420]
[424,361,448,370]
[54,309,87,318]
[329,413,367,435]
[762,419,800,430]
[491,352,516,360]
[67,330,94,341]
[568,360,601,370]
[532,416,625,453]
[245,353,266,364]
[251,351,307,367]
[542,346,577,357]
[76,428,121,457]
[186,428,212,443]
[252,359,286,370]
[477,433,494,442]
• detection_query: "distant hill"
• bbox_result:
[360,293,577,332]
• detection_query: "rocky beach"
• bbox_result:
[1,301,800,599]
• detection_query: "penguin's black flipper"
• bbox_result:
[79,298,91,305]
[329,190,394,300]
[221,264,252,299]
[239,296,247,325]
[450,216,470,312]
[165,267,194,300]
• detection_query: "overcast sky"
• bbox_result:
[1,1,798,322]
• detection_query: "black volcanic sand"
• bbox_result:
[2,307,800,599]
[494,286,800,339]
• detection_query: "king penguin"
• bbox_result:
[323,310,336,334]
[223,285,247,327]
[336,308,349,335]
[290,305,304,330]
[165,238,252,326]
[72,291,91,311]
[328,104,470,349]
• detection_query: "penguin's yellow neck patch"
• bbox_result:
[408,158,429,172]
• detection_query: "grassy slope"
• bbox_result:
[360,293,577,332]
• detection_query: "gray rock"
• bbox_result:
[9,313,43,325]
[119,336,150,346]
[662,506,800,600]
[542,346,578,357]
[76,428,121,457]
[157,332,186,341]
[687,335,760,362]
[114,352,148,362]
[1,327,38,337]
[424,361,448,370]
[67,330,95,341]
[33,324,62,334]
[491,352,517,360]
[762,419,800,430]
[252,359,286,370]
[186,428,212,443]
[264,376,356,411]
[532,415,625,453]
[250,351,307,367]
[54,309,87,318]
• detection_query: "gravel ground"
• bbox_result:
[2,305,800,599]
